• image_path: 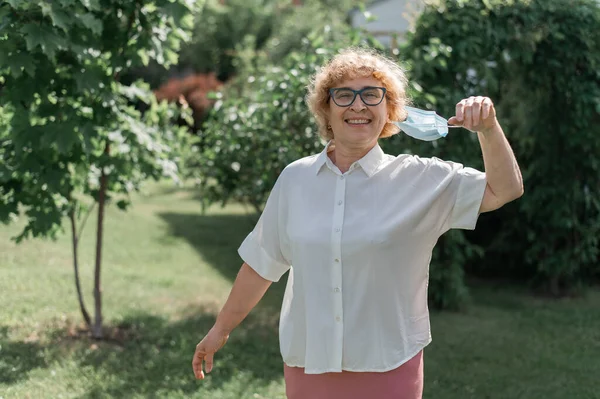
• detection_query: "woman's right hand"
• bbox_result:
[192,326,230,380]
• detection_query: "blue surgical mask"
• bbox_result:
[393,106,460,141]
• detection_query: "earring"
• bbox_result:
[327,124,332,130]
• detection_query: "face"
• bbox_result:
[328,76,388,149]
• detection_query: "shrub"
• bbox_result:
[399,0,600,296]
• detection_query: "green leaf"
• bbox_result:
[162,2,190,24]
[39,122,79,154]
[74,68,103,92]
[137,49,150,66]
[56,130,79,154]
[0,8,10,31]
[6,0,28,8]
[179,13,194,31]
[41,3,74,32]
[81,123,97,154]
[78,13,103,35]
[119,84,151,103]
[57,0,77,6]
[79,0,100,11]
[6,52,36,78]
[20,23,65,60]
[164,48,179,67]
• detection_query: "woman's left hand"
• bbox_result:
[447,96,499,134]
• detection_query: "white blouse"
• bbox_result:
[238,141,487,374]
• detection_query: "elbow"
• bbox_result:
[496,183,524,208]
[515,180,525,199]
[515,184,525,199]
[505,183,524,204]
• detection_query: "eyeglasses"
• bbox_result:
[328,86,387,107]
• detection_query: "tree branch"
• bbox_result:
[76,201,96,243]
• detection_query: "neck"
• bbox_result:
[328,140,377,173]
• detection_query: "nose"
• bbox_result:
[350,95,367,111]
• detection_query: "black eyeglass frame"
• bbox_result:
[328,86,387,107]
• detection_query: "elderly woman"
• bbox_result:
[192,48,523,398]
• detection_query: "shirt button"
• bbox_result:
[334,258,340,263]
[335,316,341,322]
[335,228,340,232]
[340,175,345,180]
[334,287,340,293]
[338,200,343,205]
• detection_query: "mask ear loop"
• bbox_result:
[402,123,463,128]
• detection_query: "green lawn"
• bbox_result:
[1,181,599,399]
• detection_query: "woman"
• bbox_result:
[192,48,523,398]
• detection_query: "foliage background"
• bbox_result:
[1,0,598,320]
[397,0,600,304]
[195,0,600,309]
[1,0,599,397]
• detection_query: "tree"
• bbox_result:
[0,0,200,338]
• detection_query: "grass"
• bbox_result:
[1,180,599,399]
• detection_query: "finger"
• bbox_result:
[463,98,474,130]
[482,97,493,119]
[205,353,215,374]
[447,116,462,126]
[193,355,204,379]
[193,361,204,380]
[455,101,465,122]
[472,97,483,126]
[193,348,206,379]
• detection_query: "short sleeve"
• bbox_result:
[448,164,487,230]
[237,174,291,282]
[421,157,487,233]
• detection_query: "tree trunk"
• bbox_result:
[92,143,110,339]
[69,208,91,329]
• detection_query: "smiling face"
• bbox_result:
[328,76,389,149]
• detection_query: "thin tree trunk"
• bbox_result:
[69,208,91,329]
[92,143,110,339]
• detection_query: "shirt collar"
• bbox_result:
[313,140,385,178]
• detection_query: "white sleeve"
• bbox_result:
[423,157,487,232]
[448,164,487,230]
[237,174,291,282]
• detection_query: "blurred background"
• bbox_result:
[1,0,599,398]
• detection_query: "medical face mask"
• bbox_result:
[393,106,461,141]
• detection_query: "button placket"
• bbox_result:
[330,171,346,368]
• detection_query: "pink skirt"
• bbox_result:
[283,350,424,399]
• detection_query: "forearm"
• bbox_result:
[478,123,524,201]
[213,262,272,334]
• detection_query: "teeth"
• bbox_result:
[347,119,370,124]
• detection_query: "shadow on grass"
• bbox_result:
[1,309,282,398]
[157,212,288,311]
[72,311,283,398]
[0,326,56,385]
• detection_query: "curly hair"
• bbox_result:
[306,47,410,141]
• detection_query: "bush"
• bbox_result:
[399,0,600,296]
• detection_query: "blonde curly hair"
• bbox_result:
[306,47,410,141]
